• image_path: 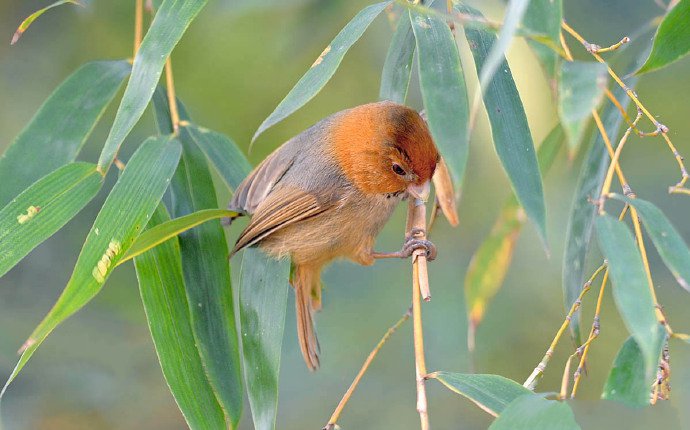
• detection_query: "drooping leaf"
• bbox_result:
[595,214,663,376]
[184,124,252,192]
[465,125,563,334]
[411,8,469,188]
[154,94,243,427]
[562,82,633,343]
[558,61,608,156]
[239,247,291,430]
[134,206,227,429]
[120,208,239,264]
[602,328,666,408]
[0,163,102,278]
[489,394,580,430]
[379,10,415,104]
[430,372,531,416]
[0,61,129,207]
[252,1,391,142]
[432,157,459,227]
[522,0,563,81]
[97,0,207,172]
[459,4,546,245]
[611,194,690,293]
[638,0,690,74]
[1,136,182,398]
[10,0,82,45]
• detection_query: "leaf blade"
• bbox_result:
[0,60,130,206]
[638,0,690,74]
[252,1,391,141]
[379,11,416,104]
[522,0,563,81]
[10,0,82,45]
[489,394,580,430]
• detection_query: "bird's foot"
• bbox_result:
[372,228,437,261]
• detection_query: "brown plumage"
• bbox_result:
[229,101,439,370]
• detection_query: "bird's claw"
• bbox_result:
[402,233,437,261]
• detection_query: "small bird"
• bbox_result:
[229,101,439,370]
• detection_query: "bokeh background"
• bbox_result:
[1,0,689,429]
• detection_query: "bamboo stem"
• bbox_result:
[164,58,180,134]
[133,0,143,57]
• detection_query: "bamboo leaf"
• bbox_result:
[611,194,690,293]
[1,136,182,399]
[155,94,244,427]
[185,125,252,192]
[522,0,563,81]
[97,0,207,172]
[252,1,391,142]
[459,4,547,246]
[0,61,130,206]
[489,394,580,430]
[239,247,291,430]
[558,61,608,156]
[411,8,469,188]
[638,0,690,74]
[134,206,227,429]
[562,83,633,343]
[430,372,531,416]
[602,328,666,408]
[0,163,102,278]
[120,208,239,264]
[379,10,415,104]
[465,125,563,334]
[595,214,663,376]
[10,0,82,45]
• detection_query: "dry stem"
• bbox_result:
[133,0,143,57]
[164,58,180,134]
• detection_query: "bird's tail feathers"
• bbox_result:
[293,265,321,371]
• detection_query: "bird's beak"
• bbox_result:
[407,180,431,202]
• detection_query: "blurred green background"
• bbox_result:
[1,1,689,429]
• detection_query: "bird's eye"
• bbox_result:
[392,163,406,176]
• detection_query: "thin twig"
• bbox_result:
[324,308,412,430]
[164,57,180,134]
[133,0,143,58]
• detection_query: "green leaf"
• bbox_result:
[602,328,666,408]
[379,11,415,104]
[134,206,227,429]
[459,4,547,246]
[10,0,82,45]
[0,163,102,278]
[430,372,531,416]
[184,124,252,192]
[120,208,239,264]
[155,95,244,427]
[562,82,633,343]
[239,247,291,430]
[465,125,563,330]
[611,194,690,293]
[558,61,608,156]
[97,0,207,172]
[638,0,690,74]
[489,394,580,430]
[595,214,663,376]
[522,0,563,81]
[0,61,130,207]
[1,136,182,399]
[411,8,469,188]
[252,1,391,141]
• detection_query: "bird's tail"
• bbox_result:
[293,265,321,371]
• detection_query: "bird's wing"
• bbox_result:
[230,186,334,256]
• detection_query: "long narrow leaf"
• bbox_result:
[97,0,207,172]
[252,1,391,142]
[522,0,563,81]
[0,163,102,278]
[155,94,243,427]
[459,4,546,245]
[489,394,580,430]
[562,83,633,342]
[595,214,663,376]
[120,208,239,264]
[638,0,690,74]
[612,194,690,293]
[185,125,251,192]
[379,11,415,104]
[0,61,129,206]
[10,0,82,45]
[134,206,227,429]
[1,136,182,398]
[239,247,291,430]
[411,8,469,188]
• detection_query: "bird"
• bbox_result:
[228,101,439,370]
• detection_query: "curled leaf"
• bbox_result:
[432,157,459,227]
[11,0,82,45]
